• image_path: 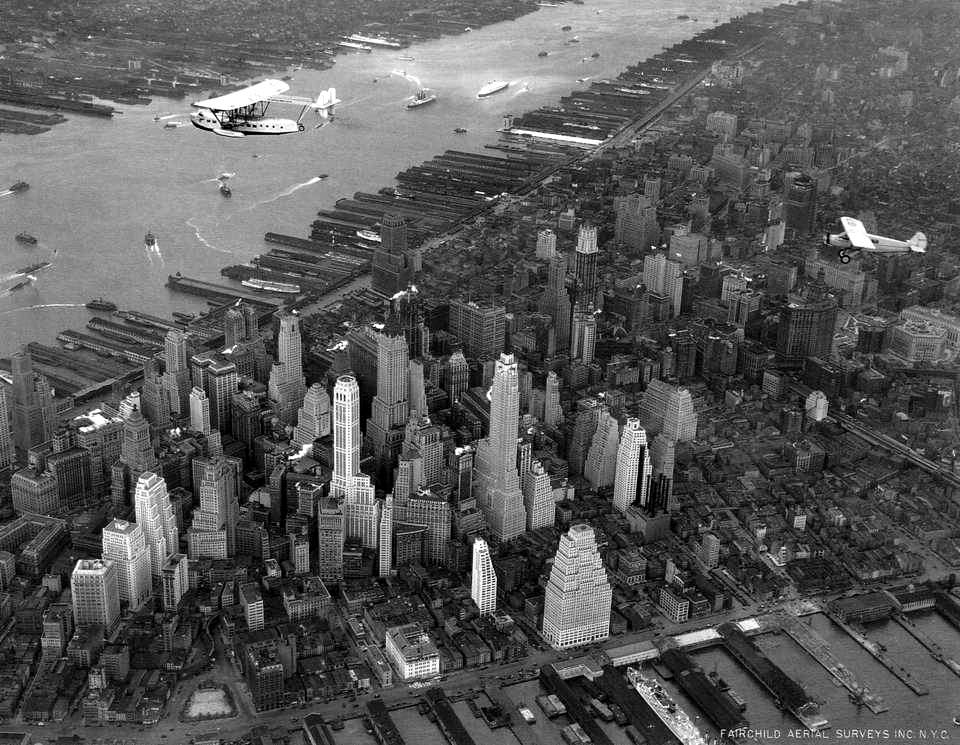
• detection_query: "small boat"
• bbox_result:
[454,127,468,134]
[406,88,438,109]
[538,51,549,57]
[164,121,185,129]
[569,36,580,43]
[220,182,232,198]
[398,55,415,62]
[591,51,600,58]
[8,278,33,293]
[561,24,572,31]
[677,14,690,20]
[477,80,509,98]
[318,174,329,180]
[9,181,29,192]
[16,261,50,275]
[153,114,161,121]
[15,232,37,245]
[953,716,960,727]
[86,297,117,312]
[145,231,157,248]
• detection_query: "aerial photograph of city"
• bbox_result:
[1,0,960,744]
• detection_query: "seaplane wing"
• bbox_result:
[193,79,290,111]
[840,216,874,250]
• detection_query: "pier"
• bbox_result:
[825,612,929,696]
[891,614,960,679]
[777,614,889,714]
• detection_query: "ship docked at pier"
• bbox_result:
[626,668,709,745]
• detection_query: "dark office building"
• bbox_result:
[784,173,817,236]
[775,273,837,367]
[371,213,413,297]
[245,640,285,711]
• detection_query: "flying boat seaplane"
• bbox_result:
[190,79,340,138]
[827,216,927,264]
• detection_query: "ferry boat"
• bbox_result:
[356,229,382,243]
[15,232,37,245]
[241,277,301,294]
[86,297,117,312]
[626,668,709,745]
[406,88,438,109]
[338,41,373,52]
[477,80,509,98]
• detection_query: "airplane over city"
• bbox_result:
[827,216,927,264]
[190,79,340,138]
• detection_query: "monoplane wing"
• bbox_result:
[840,216,874,250]
[193,79,290,111]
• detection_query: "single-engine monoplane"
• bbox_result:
[827,216,927,264]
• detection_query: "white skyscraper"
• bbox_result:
[445,350,469,404]
[471,537,497,615]
[102,519,152,610]
[332,375,362,497]
[378,495,393,576]
[541,524,612,649]
[0,388,13,472]
[536,229,557,260]
[71,558,121,631]
[343,477,379,549]
[805,390,829,422]
[293,383,332,446]
[134,471,179,581]
[189,386,211,434]
[642,251,684,317]
[475,353,527,541]
[640,380,697,443]
[613,419,652,513]
[570,303,598,364]
[584,408,620,489]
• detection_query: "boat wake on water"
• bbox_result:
[247,177,322,210]
[143,239,165,266]
[186,217,231,254]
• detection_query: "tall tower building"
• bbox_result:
[223,305,246,348]
[188,457,240,558]
[293,383,332,446]
[10,347,57,454]
[640,381,697,443]
[371,213,413,296]
[366,320,410,476]
[475,353,527,541]
[536,229,558,260]
[584,408,620,489]
[161,553,188,611]
[649,433,676,512]
[522,460,555,531]
[162,330,192,417]
[102,519,152,610]
[0,388,13,472]
[573,224,600,307]
[784,172,817,236]
[775,276,838,367]
[643,252,685,318]
[540,254,571,351]
[71,559,121,631]
[445,350,469,404]
[541,524,612,649]
[331,375,361,497]
[111,407,159,508]
[378,494,393,577]
[613,419,652,513]
[269,312,307,425]
[342,478,379,549]
[189,386,211,434]
[317,496,345,584]
[570,303,598,364]
[133,471,179,581]
[543,371,562,429]
[470,537,497,615]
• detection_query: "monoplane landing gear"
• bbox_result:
[839,251,851,264]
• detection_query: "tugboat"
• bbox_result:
[591,51,600,58]
[219,181,232,198]
[453,127,468,134]
[86,297,117,312]
[145,231,157,249]
[15,232,37,245]
[538,50,549,57]
[561,24,572,31]
[9,181,29,192]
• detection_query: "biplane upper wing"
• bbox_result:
[193,79,290,111]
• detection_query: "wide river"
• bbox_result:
[1,0,784,357]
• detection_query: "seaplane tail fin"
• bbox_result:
[908,232,927,253]
[313,88,341,118]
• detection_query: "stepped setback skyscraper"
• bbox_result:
[613,419,652,513]
[102,519,152,610]
[134,471,179,581]
[541,524,612,649]
[475,352,527,541]
[470,537,497,615]
[269,311,307,426]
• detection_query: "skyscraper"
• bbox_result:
[642,251,684,318]
[543,371,562,429]
[366,319,410,477]
[331,375,361,497]
[784,172,817,236]
[445,350,469,404]
[639,381,697,443]
[584,408,620,490]
[71,558,121,631]
[0,388,13,472]
[188,456,240,559]
[161,553,188,611]
[448,300,506,361]
[111,407,159,507]
[540,254,571,351]
[162,330,192,417]
[475,353,527,541]
[10,347,57,454]
[268,311,307,426]
[133,471,179,580]
[189,386,211,434]
[293,383,332,446]
[776,276,838,367]
[573,224,600,307]
[613,419,652,513]
[378,494,393,577]
[470,537,497,615]
[317,496,345,584]
[522,460,555,531]
[102,519,152,610]
[371,213,413,296]
[223,305,246,348]
[536,229,557,260]
[541,524,612,649]
[649,433,676,512]
[570,303,598,364]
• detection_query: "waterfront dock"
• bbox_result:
[825,612,929,696]
[891,614,960,679]
[778,614,889,714]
